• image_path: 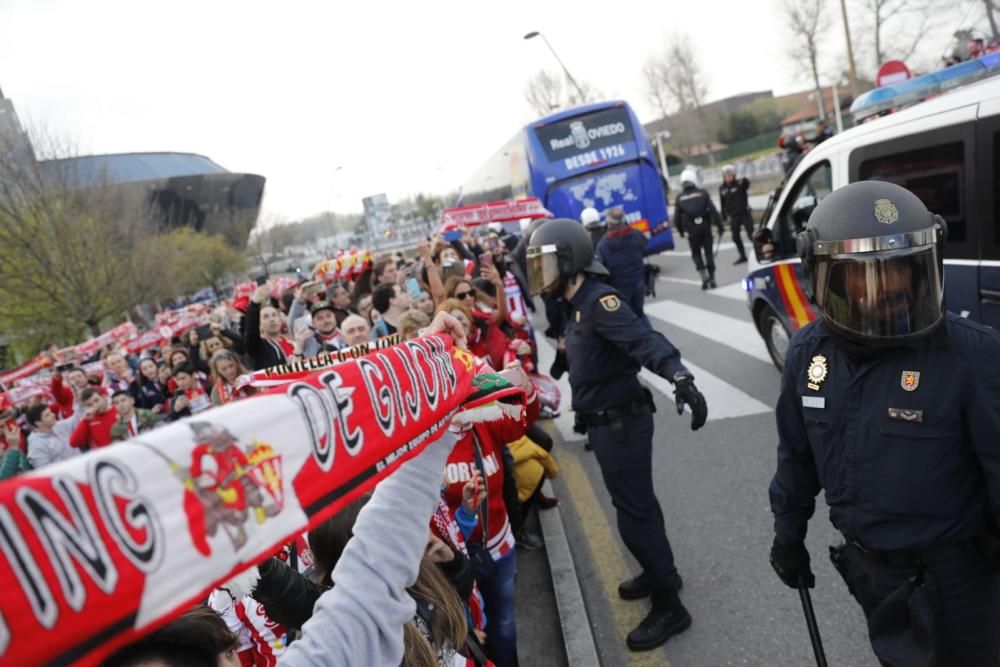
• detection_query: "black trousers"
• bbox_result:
[729,212,754,260]
[688,227,715,275]
[587,410,681,592]
[832,542,1000,666]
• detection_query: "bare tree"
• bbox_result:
[784,0,829,119]
[985,0,1000,42]
[642,34,714,158]
[524,69,601,116]
[525,70,564,116]
[853,0,945,71]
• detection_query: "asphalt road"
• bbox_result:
[530,241,877,667]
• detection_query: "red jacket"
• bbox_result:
[442,388,538,560]
[50,375,76,419]
[69,407,119,450]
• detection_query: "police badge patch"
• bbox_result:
[901,370,920,391]
[806,355,828,391]
[599,295,620,312]
[874,198,899,225]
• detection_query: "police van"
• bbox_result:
[745,53,1000,369]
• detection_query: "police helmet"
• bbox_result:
[526,218,608,295]
[680,167,699,188]
[722,164,736,177]
[580,207,602,228]
[798,181,948,345]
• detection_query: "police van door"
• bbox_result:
[976,108,1000,329]
[848,122,979,322]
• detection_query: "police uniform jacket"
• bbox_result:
[565,276,686,414]
[719,177,751,218]
[596,227,648,292]
[769,314,1000,551]
[673,186,722,236]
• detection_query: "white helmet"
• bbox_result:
[721,164,736,176]
[580,207,602,227]
[680,167,699,188]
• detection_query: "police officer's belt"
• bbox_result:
[844,535,977,569]
[578,399,650,426]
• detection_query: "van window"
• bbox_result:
[771,161,832,258]
[859,142,966,243]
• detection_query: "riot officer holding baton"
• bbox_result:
[527,219,708,652]
[768,181,1000,665]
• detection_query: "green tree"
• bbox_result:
[147,228,249,297]
[0,134,170,353]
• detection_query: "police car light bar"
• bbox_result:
[851,52,1000,121]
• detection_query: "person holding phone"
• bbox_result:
[440,362,538,667]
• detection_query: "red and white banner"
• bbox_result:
[439,197,551,232]
[0,334,502,666]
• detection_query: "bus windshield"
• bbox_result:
[534,107,636,170]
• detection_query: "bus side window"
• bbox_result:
[764,161,832,260]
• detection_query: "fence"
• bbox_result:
[666,130,781,173]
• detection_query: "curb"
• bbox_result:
[538,479,601,667]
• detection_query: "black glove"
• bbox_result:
[769,535,815,589]
[550,349,568,380]
[573,412,587,435]
[672,372,707,430]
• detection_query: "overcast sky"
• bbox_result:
[0,0,968,224]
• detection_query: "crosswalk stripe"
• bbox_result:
[534,330,772,426]
[658,276,703,287]
[712,281,750,302]
[645,299,773,365]
[658,241,736,257]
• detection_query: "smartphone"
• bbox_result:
[254,276,268,286]
[56,362,75,373]
[303,282,325,297]
[480,252,494,269]
[405,277,421,300]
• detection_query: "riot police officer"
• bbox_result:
[718,164,754,265]
[580,206,607,247]
[596,207,649,324]
[527,219,708,652]
[674,168,723,289]
[768,181,1000,665]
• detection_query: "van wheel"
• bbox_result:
[759,306,791,371]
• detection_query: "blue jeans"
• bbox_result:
[477,551,518,667]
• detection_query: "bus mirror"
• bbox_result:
[753,227,775,264]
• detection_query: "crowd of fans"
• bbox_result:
[0,227,561,666]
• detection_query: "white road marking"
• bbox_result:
[659,241,736,256]
[658,276,703,286]
[534,327,773,427]
[712,281,750,302]
[645,299,773,365]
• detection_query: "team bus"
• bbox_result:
[458,100,675,253]
[745,52,1000,370]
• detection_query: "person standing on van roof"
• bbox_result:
[718,165,754,265]
[674,168,723,289]
[768,180,1000,665]
[596,207,650,324]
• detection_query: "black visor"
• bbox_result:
[813,245,943,342]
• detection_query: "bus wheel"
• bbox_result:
[759,306,791,371]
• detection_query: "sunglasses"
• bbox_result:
[455,290,474,300]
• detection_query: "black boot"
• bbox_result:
[619,572,684,600]
[699,269,709,290]
[618,572,652,600]
[708,273,718,289]
[626,588,692,652]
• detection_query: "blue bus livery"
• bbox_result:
[459,100,675,254]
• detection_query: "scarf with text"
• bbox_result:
[0,334,520,666]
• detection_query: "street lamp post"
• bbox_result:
[523,31,586,103]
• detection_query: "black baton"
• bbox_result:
[798,586,828,667]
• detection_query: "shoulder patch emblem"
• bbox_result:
[901,370,920,391]
[599,295,620,312]
[874,198,899,225]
